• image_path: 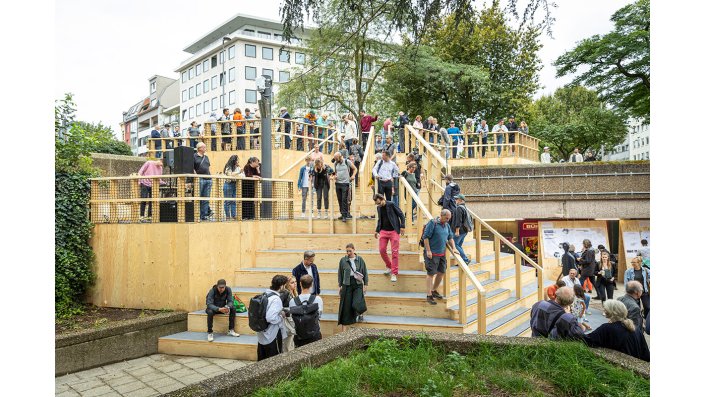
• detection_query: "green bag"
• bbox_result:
[233,294,247,313]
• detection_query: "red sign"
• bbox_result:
[522,222,539,231]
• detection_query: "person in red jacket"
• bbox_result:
[359,110,378,150]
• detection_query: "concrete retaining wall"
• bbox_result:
[55,312,187,376]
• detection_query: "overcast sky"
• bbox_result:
[55,0,630,136]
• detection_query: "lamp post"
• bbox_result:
[256,75,273,218]
[221,36,231,107]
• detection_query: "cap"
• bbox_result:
[453,194,466,201]
[544,146,549,150]
[217,279,226,287]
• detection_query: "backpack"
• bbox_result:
[419,218,446,247]
[460,206,474,233]
[248,291,276,332]
[290,295,321,340]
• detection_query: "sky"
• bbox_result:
[55,0,631,136]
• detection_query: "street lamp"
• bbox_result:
[221,36,231,107]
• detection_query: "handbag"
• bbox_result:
[348,260,365,281]
[232,294,247,313]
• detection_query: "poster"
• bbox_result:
[623,231,642,257]
[541,227,609,259]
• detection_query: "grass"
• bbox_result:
[251,337,649,397]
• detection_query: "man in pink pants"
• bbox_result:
[373,193,406,282]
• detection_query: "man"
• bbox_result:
[506,115,518,156]
[374,194,406,283]
[256,275,288,361]
[637,239,650,268]
[150,124,162,158]
[568,147,584,163]
[476,120,489,158]
[137,158,164,221]
[618,281,644,332]
[297,156,313,218]
[194,142,212,221]
[374,134,384,154]
[292,250,321,295]
[560,242,577,278]
[205,279,240,342]
[423,209,458,305]
[173,125,182,147]
[161,124,173,149]
[244,108,256,148]
[383,135,397,162]
[562,268,582,289]
[450,194,473,264]
[540,147,551,164]
[359,110,378,149]
[187,121,201,149]
[447,121,462,158]
[218,108,232,150]
[394,111,409,152]
[439,174,460,212]
[544,280,566,301]
[584,149,597,162]
[372,150,400,201]
[330,152,357,222]
[233,108,245,150]
[491,118,508,157]
[530,286,585,340]
[463,118,475,158]
[289,274,323,347]
[280,107,292,149]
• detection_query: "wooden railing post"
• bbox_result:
[90,180,99,223]
[493,235,501,280]
[475,219,482,265]
[515,252,522,299]
[537,267,544,303]
[254,179,261,219]
[193,176,200,223]
[130,178,140,221]
[477,292,486,335]
[177,176,185,223]
[214,177,223,222]
[459,270,467,325]
[444,246,451,299]
[351,181,357,234]
[150,177,160,223]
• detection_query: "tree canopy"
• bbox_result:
[554,0,649,121]
[527,85,627,161]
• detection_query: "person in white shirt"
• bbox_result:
[540,147,552,164]
[476,120,489,158]
[342,113,358,154]
[491,118,509,157]
[561,269,582,289]
[289,274,323,347]
[256,275,288,361]
[568,147,584,163]
[298,156,313,217]
[372,150,400,201]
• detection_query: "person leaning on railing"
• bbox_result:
[476,120,489,158]
[150,124,162,158]
[223,155,243,221]
[463,118,475,158]
[194,142,213,221]
[242,157,262,220]
[136,158,165,222]
[492,118,508,157]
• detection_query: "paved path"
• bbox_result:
[55,354,252,396]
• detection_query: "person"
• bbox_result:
[544,280,566,301]
[374,134,384,154]
[342,113,358,154]
[491,118,508,157]
[372,150,399,201]
[161,124,173,149]
[584,300,650,362]
[218,109,232,150]
[401,162,419,220]
[289,274,323,347]
[137,158,164,221]
[232,108,245,150]
[577,239,597,295]
[637,239,650,268]
[439,174,460,212]
[359,110,378,149]
[559,242,577,279]
[540,147,551,164]
[173,125,182,145]
[331,152,357,222]
[476,120,489,158]
[256,275,288,361]
[244,108,258,149]
[242,157,262,220]
[194,142,212,221]
[595,250,617,307]
[292,250,321,296]
[382,117,393,140]
[383,135,397,162]
[438,127,451,161]
[205,279,240,342]
[463,118,475,158]
[506,116,518,156]
[297,156,313,218]
[349,138,364,186]
[412,115,424,129]
[561,269,582,290]
[447,121,462,158]
[450,194,473,264]
[280,107,292,149]
[150,125,162,158]
[571,284,591,331]
[423,209,458,305]
[280,275,298,352]
[188,121,202,150]
[394,111,409,152]
[584,149,597,162]
[374,194,406,283]
[624,257,650,318]
[310,158,333,219]
[310,142,325,164]
[530,286,585,340]
[518,120,529,135]
[338,243,369,329]
[568,147,584,163]
[618,281,644,332]
[223,155,243,221]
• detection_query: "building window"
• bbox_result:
[188,67,194,80]
[211,56,217,68]
[150,82,156,93]
[189,86,194,99]
[262,68,273,79]
[279,71,290,83]
[245,66,257,80]
[274,33,283,41]
[228,45,235,60]
[181,72,187,83]
[211,76,218,90]
[196,63,202,76]
[195,83,202,96]
[258,31,271,39]
[203,100,210,114]
[245,89,257,104]
[229,67,236,82]
[229,90,236,105]
[150,99,156,108]
[204,79,210,93]
[182,90,187,102]
[196,103,202,117]
[279,50,290,63]
[203,59,209,72]
[243,29,255,36]
[646,137,649,145]
[188,106,194,119]
[363,62,371,72]
[262,47,273,60]
[245,44,256,58]
[212,97,218,111]
[295,52,306,65]
[219,51,224,64]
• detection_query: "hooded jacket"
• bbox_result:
[205,285,234,312]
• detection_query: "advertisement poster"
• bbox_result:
[541,226,609,259]
[623,231,643,257]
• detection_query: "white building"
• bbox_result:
[603,118,650,161]
[176,14,312,130]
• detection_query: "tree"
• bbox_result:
[554,0,649,121]
[527,85,627,161]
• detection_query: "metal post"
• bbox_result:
[258,75,273,218]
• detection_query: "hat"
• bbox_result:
[544,146,549,150]
[453,194,466,201]
[217,279,227,287]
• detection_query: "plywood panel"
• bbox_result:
[618,219,650,283]
[537,220,610,282]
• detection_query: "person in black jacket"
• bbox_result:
[205,279,240,342]
[439,174,460,212]
[374,194,405,282]
[585,300,650,362]
[450,194,472,264]
[292,250,321,295]
[578,239,597,291]
[559,242,577,281]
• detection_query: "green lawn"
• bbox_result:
[251,337,649,397]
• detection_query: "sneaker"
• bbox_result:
[342,217,347,223]
[338,215,344,220]
[207,333,214,342]
[301,212,306,218]
[426,295,437,305]
[586,310,592,315]
[228,330,240,337]
[357,315,364,322]
[431,290,444,300]
[390,274,397,282]
[383,268,392,276]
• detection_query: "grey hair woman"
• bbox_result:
[584,300,650,361]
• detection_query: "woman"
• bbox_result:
[242,157,262,220]
[412,115,424,129]
[584,300,650,362]
[310,158,333,219]
[343,113,358,154]
[280,275,298,353]
[518,120,529,135]
[223,155,242,221]
[383,135,397,162]
[595,250,617,309]
[624,256,650,318]
[577,239,596,295]
[337,243,368,331]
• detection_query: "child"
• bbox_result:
[571,285,592,331]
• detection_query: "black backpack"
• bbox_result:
[290,294,321,339]
[248,291,276,332]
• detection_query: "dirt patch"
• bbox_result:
[56,305,167,335]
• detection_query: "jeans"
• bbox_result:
[344,139,353,154]
[496,134,504,156]
[379,230,400,275]
[316,184,329,210]
[453,232,470,263]
[140,185,152,217]
[481,136,488,157]
[236,127,245,150]
[398,128,405,152]
[335,183,350,217]
[362,132,369,150]
[301,187,309,213]
[206,308,235,333]
[452,140,459,158]
[378,180,393,201]
[155,147,162,158]
[224,182,237,219]
[199,177,212,220]
[595,279,615,302]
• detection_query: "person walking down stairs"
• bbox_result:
[205,279,240,342]
[422,209,459,305]
[373,194,405,283]
[338,243,368,330]
[310,159,333,219]
[330,152,357,222]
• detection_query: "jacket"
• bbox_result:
[376,202,406,235]
[297,165,312,189]
[561,252,577,276]
[451,205,472,234]
[584,322,650,362]
[624,267,650,293]
[440,183,460,211]
[205,285,234,312]
[360,114,378,132]
[530,299,566,338]
[617,294,643,332]
[338,255,368,286]
[292,262,321,295]
[578,249,596,277]
[151,129,162,149]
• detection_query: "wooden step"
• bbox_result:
[255,249,424,271]
[503,320,531,338]
[273,233,419,251]
[284,219,378,234]
[158,332,257,360]
[446,266,537,307]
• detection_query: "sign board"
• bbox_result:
[540,225,609,259]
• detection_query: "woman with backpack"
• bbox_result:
[337,243,368,331]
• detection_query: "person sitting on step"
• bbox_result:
[205,279,240,342]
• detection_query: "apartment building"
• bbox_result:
[176,14,311,130]
[603,118,650,161]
